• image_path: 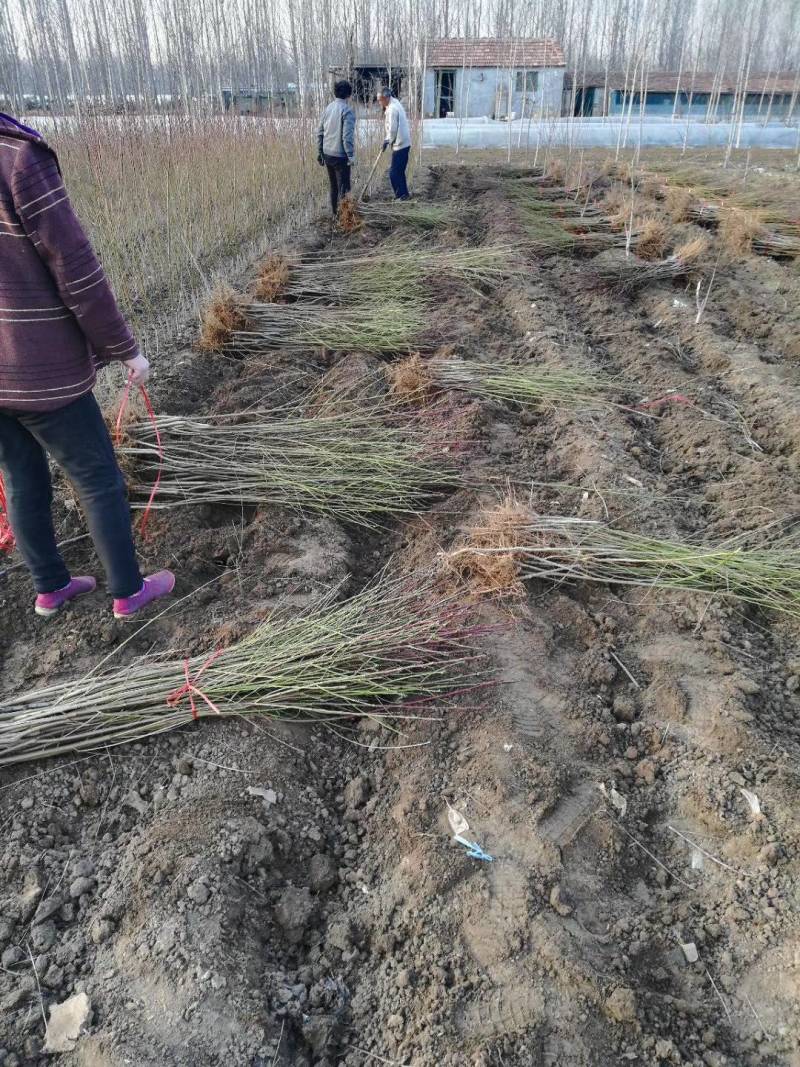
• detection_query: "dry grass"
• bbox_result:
[638,176,664,199]
[675,235,711,265]
[601,187,630,218]
[338,198,363,233]
[50,114,327,335]
[387,354,434,403]
[254,254,292,301]
[666,186,695,222]
[444,499,532,599]
[198,284,251,351]
[545,158,566,184]
[613,160,635,183]
[636,217,670,260]
[720,209,764,257]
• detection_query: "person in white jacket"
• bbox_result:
[378,88,411,200]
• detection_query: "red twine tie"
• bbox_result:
[115,376,163,541]
[0,474,14,554]
[166,649,224,720]
[637,393,694,412]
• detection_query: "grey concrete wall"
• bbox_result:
[423,66,563,118]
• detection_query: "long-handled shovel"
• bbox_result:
[359,147,385,202]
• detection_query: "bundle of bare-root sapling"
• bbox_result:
[589,237,710,293]
[253,245,523,304]
[0,574,485,767]
[237,298,431,354]
[449,506,800,617]
[358,200,465,231]
[121,404,461,527]
[428,357,635,413]
[198,283,251,351]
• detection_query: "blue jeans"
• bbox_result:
[0,392,142,597]
[389,147,410,199]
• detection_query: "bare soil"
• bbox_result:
[1,160,799,1067]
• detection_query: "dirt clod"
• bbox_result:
[308,854,339,893]
[275,887,317,944]
[604,986,638,1024]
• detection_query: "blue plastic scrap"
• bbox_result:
[454,834,493,862]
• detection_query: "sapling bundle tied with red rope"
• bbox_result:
[0,573,486,767]
[120,402,461,528]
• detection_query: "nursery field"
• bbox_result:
[39,115,334,346]
[1,152,800,1066]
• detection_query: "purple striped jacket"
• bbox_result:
[0,113,137,412]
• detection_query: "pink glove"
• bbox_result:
[124,353,150,385]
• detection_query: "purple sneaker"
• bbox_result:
[35,576,97,618]
[113,570,176,620]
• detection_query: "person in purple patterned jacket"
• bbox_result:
[0,112,174,619]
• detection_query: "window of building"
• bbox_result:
[616,90,677,107]
[514,70,538,93]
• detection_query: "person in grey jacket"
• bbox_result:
[317,80,356,217]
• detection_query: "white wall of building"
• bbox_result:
[423,66,564,119]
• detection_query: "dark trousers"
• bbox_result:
[389,147,410,199]
[0,392,142,597]
[324,154,351,216]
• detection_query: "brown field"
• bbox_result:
[1,151,800,1067]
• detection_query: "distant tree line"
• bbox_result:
[1,0,799,114]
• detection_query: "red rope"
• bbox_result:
[166,649,224,720]
[637,393,694,412]
[113,375,133,446]
[0,473,14,554]
[115,377,163,541]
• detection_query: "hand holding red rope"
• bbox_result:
[115,375,163,541]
